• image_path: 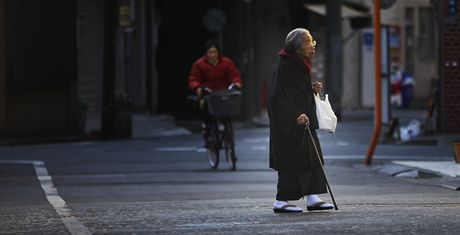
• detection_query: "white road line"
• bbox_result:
[324,155,449,160]
[152,147,449,161]
[242,137,269,143]
[250,146,267,151]
[337,141,349,146]
[155,147,207,152]
[0,160,91,235]
[155,147,196,151]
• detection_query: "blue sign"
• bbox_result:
[363,32,373,50]
[449,0,457,16]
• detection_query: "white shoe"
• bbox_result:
[306,195,334,211]
[273,200,303,213]
[306,201,334,211]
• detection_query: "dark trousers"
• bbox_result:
[276,167,327,201]
[199,99,213,142]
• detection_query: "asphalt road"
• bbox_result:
[0,118,459,234]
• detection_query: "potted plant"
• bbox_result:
[453,142,460,163]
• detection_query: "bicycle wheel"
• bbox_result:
[224,120,237,171]
[206,124,219,169]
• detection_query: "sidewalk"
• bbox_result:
[88,109,460,181]
[85,113,192,139]
[131,114,192,138]
[381,110,460,181]
[254,108,460,182]
[392,161,460,178]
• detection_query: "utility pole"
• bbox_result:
[365,0,382,165]
[326,0,343,120]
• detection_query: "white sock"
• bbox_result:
[307,195,334,208]
[306,195,322,206]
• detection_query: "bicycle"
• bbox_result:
[188,87,241,171]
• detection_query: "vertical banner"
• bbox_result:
[381,26,391,124]
[361,26,391,122]
[119,0,134,29]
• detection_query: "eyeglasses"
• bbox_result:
[305,40,316,49]
[304,39,316,47]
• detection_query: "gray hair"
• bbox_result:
[285,28,309,52]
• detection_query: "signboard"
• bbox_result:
[363,31,373,51]
[202,9,226,33]
[445,0,457,23]
[448,0,457,16]
[119,0,134,28]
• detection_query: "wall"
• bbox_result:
[0,0,6,139]
[222,0,260,119]
[125,0,157,112]
[381,0,438,103]
[360,28,375,108]
[155,0,214,116]
[5,0,79,140]
[253,0,290,112]
[77,0,105,131]
[342,17,361,110]
[130,0,148,110]
[439,0,460,133]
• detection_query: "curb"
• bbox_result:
[354,163,460,191]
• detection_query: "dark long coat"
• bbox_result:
[268,53,324,173]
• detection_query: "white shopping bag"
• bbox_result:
[314,93,337,133]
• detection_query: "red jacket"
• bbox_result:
[188,56,242,92]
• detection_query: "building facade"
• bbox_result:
[1,0,458,142]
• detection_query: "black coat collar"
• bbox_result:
[279,57,310,83]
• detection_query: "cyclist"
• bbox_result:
[188,40,242,147]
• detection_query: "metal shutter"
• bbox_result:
[77,0,104,116]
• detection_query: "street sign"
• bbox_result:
[202,9,226,33]
[448,0,457,16]
[119,0,134,28]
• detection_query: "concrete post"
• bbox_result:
[326,0,343,120]
[0,0,6,140]
[242,0,259,120]
[101,0,117,138]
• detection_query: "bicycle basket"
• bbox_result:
[205,90,242,116]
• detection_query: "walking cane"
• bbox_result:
[304,124,339,210]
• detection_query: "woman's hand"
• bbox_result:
[196,86,212,98]
[228,83,242,91]
[312,81,323,93]
[196,87,202,97]
[297,114,310,125]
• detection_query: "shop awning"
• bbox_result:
[303,3,369,18]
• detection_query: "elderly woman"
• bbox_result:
[269,28,334,213]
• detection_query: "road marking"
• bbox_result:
[152,147,449,161]
[337,141,349,146]
[176,221,258,228]
[243,137,269,143]
[324,155,450,160]
[393,160,460,177]
[251,146,267,151]
[11,141,96,149]
[155,147,207,152]
[0,160,91,235]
